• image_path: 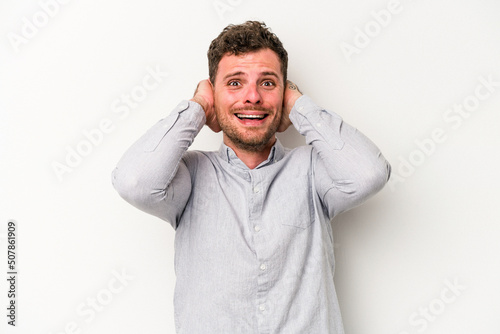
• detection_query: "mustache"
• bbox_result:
[230,106,273,113]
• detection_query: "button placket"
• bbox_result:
[249,171,271,331]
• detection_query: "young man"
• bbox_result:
[112,21,391,334]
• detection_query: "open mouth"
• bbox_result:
[235,113,268,120]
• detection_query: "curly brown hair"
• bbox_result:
[208,21,288,85]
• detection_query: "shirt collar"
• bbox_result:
[218,138,286,169]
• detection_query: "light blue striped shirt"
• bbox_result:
[112,95,391,333]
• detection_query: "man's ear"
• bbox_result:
[209,78,216,94]
[209,78,216,110]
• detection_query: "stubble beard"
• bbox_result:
[216,106,281,153]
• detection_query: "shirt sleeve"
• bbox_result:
[111,100,206,228]
[288,95,391,219]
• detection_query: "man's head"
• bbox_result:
[207,21,288,154]
[208,21,288,85]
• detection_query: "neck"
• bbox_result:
[224,136,276,169]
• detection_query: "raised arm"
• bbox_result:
[282,81,391,218]
[111,80,218,228]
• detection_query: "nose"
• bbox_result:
[244,84,262,105]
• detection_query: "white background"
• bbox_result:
[1,0,499,333]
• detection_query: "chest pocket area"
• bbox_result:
[275,175,314,229]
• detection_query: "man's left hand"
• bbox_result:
[278,80,302,132]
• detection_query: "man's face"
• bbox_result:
[212,48,285,152]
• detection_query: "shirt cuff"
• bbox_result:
[142,100,206,152]
[289,95,345,150]
[177,100,207,128]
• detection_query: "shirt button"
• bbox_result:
[260,264,266,271]
[259,305,266,311]
[254,225,262,232]
[253,186,260,193]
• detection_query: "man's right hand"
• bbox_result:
[191,79,221,133]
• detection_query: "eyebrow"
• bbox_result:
[261,71,280,80]
[223,71,280,81]
[223,71,245,81]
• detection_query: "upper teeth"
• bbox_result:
[236,114,265,119]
